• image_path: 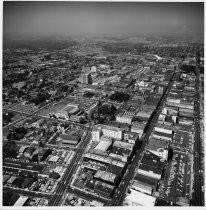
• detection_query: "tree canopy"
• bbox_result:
[109,92,130,103]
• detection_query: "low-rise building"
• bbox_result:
[153,131,173,141]
[132,173,158,195]
[84,153,126,168]
[124,189,156,206]
[94,136,112,152]
[109,146,132,162]
[146,138,168,160]
[137,151,164,180]
[123,131,139,144]
[136,110,153,121]
[116,113,134,125]
[131,122,145,138]
[154,124,173,135]
[113,140,134,151]
[60,134,80,146]
[94,180,115,199]
[94,170,117,184]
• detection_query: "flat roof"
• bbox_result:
[134,173,158,188]
[94,170,116,183]
[48,155,59,162]
[96,124,124,132]
[147,138,168,151]
[125,189,156,206]
[13,195,29,206]
[153,131,173,138]
[113,140,133,150]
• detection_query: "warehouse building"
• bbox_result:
[84,153,126,168]
[94,136,112,153]
[124,189,156,206]
[132,173,158,195]
[60,134,80,146]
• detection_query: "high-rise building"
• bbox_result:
[81,73,92,84]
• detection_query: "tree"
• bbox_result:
[109,91,130,103]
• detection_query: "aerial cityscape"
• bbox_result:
[2,1,205,207]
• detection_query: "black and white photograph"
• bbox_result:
[1,0,205,208]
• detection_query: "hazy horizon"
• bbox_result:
[3,1,204,39]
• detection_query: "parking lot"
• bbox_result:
[158,151,192,204]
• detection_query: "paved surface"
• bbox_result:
[67,187,109,204]
[48,122,92,206]
[191,66,204,206]
[3,186,51,199]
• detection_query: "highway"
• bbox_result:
[48,122,92,206]
[191,65,204,206]
[109,73,175,206]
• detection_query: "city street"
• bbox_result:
[191,66,204,206]
[48,122,92,206]
[110,73,175,206]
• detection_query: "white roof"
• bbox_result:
[95,139,112,152]
[19,146,28,153]
[48,155,59,162]
[124,189,156,206]
[14,196,28,206]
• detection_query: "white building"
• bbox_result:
[94,136,112,152]
[116,113,134,125]
[92,129,101,142]
[101,125,123,140]
[92,124,123,141]
[154,124,173,135]
[137,165,162,180]
[124,189,156,206]
[167,98,180,104]
[91,66,97,72]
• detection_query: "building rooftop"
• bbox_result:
[134,173,158,189]
[94,170,116,183]
[153,131,173,139]
[95,124,124,132]
[124,189,156,206]
[113,140,134,150]
[146,138,168,151]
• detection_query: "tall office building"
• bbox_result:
[81,73,92,84]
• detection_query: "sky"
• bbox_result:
[3,1,204,38]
